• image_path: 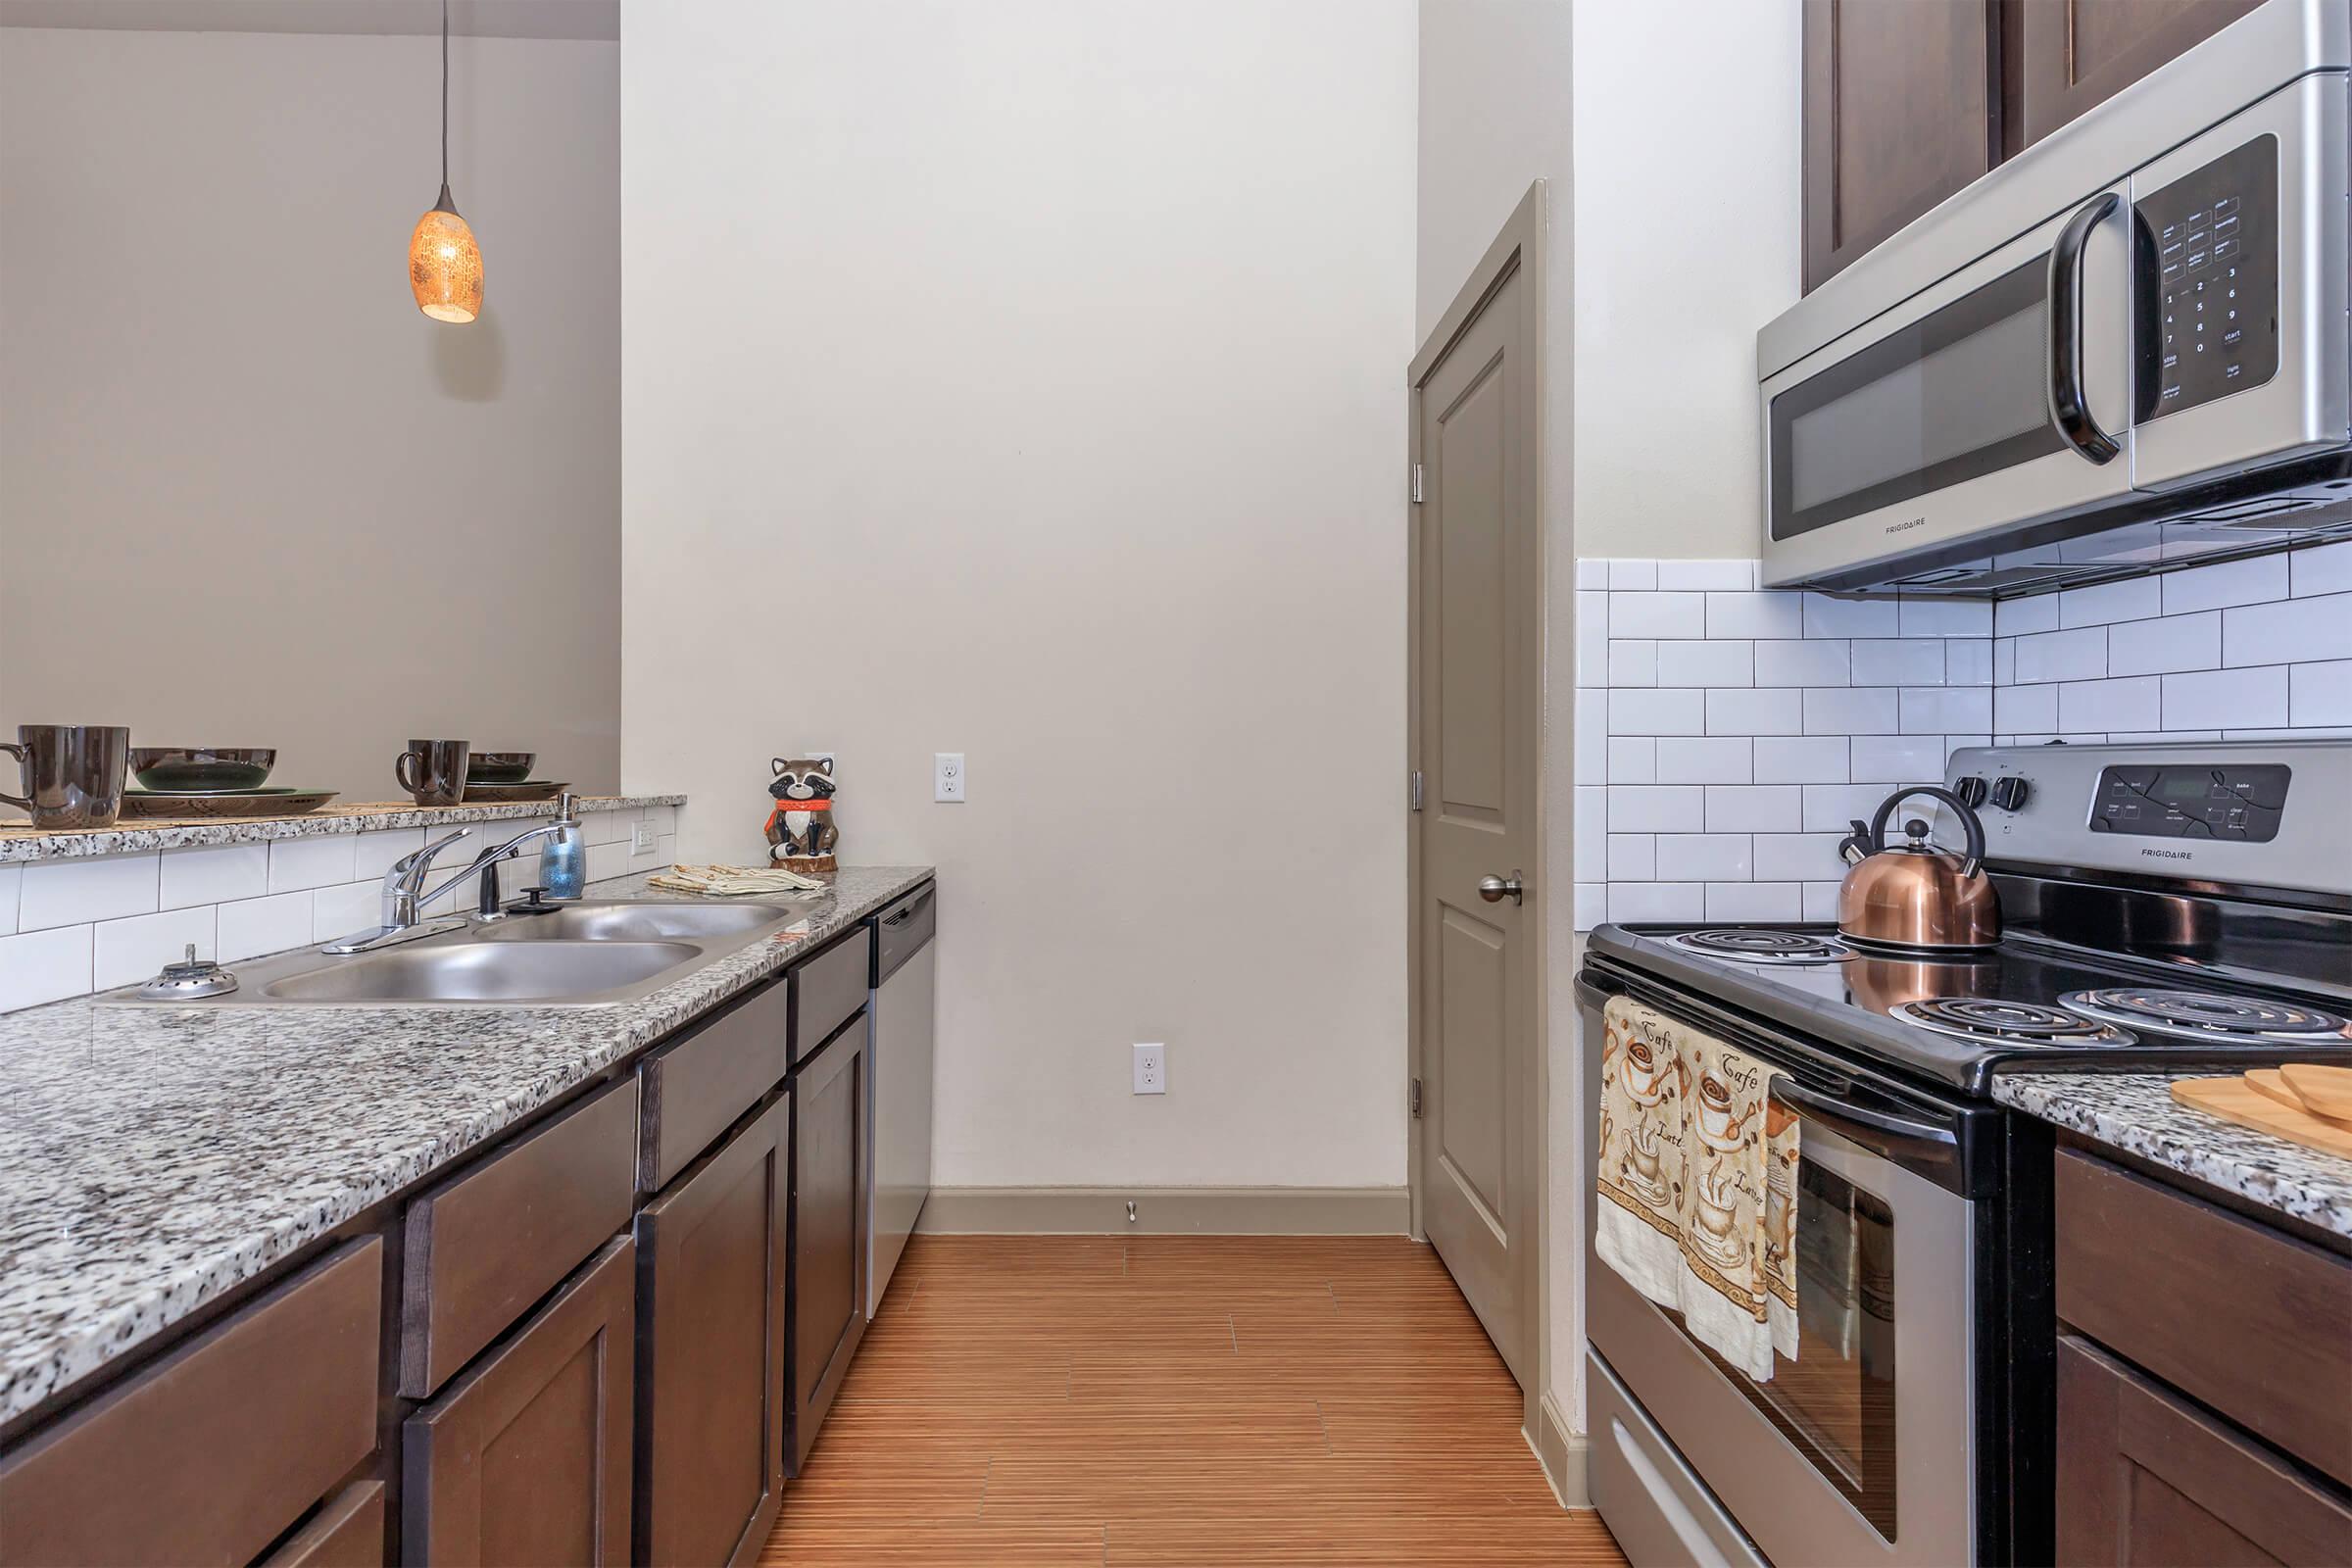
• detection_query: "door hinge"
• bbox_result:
[1408,769,1424,812]
[1410,463,1424,505]
[1409,1077,1423,1118]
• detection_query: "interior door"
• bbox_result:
[1412,241,1540,1389]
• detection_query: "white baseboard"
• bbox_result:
[1529,1389,1591,1507]
[915,1185,1412,1236]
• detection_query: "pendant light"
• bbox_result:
[408,0,482,323]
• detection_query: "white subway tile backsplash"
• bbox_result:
[1609,560,1659,589]
[2163,553,2290,614]
[2106,611,2219,676]
[1577,560,1610,590]
[312,880,382,942]
[93,906,217,992]
[1575,883,1607,931]
[2291,661,2352,727]
[1753,833,1847,882]
[1704,784,1801,833]
[2012,626,2107,685]
[1607,835,1657,880]
[2291,541,2352,598]
[1609,640,1658,686]
[269,833,359,893]
[0,866,17,936]
[1754,639,1848,688]
[1610,785,1706,833]
[1803,687,1898,735]
[1850,735,1950,784]
[1994,596,2060,637]
[1657,834,1752,880]
[2059,676,2163,734]
[216,891,317,962]
[1705,591,1804,641]
[2164,664,2289,730]
[1706,883,1802,922]
[1992,639,2016,686]
[1611,592,1705,639]
[1855,639,1945,687]
[1995,683,2060,733]
[1899,687,1990,734]
[1611,688,1707,736]
[1804,593,1898,638]
[1803,882,1843,921]
[1609,883,1706,923]
[1577,690,1608,785]
[1896,598,1992,637]
[1705,688,1803,736]
[19,854,159,932]
[1576,591,1608,685]
[1753,737,1847,783]
[1607,737,1657,783]
[2060,575,2163,628]
[1658,560,1755,591]
[1946,639,1993,686]
[159,843,269,911]
[1654,737,1753,784]
[353,827,427,882]
[2222,592,2352,668]
[1803,783,1889,833]
[1657,639,1752,688]
[1575,787,1607,869]
[0,924,92,1012]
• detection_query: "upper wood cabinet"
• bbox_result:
[1802,0,2000,294]
[1802,0,2266,293]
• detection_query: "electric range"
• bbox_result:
[1576,739,2352,1568]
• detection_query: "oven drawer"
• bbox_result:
[1589,1348,1765,1568]
[2056,1149,2351,1487]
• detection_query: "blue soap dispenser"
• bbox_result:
[538,791,586,900]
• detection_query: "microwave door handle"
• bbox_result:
[1773,1078,1959,1173]
[2047,191,2123,465]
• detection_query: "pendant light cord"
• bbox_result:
[440,0,450,189]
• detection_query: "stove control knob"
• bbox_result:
[1989,776,2031,813]
[1953,775,1989,809]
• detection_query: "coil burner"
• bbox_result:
[2058,987,2351,1044]
[1891,998,2132,1046]
[1666,929,1853,966]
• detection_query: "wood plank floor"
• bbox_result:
[759,1234,1627,1566]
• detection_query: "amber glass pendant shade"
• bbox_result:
[410,185,482,323]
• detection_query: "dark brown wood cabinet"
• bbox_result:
[403,1236,637,1567]
[1803,0,2264,291]
[787,1017,868,1472]
[634,1094,790,1568]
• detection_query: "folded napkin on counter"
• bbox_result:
[647,862,825,896]
[1595,995,1799,1380]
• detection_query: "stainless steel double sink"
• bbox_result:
[112,900,811,1007]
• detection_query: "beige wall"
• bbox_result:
[623,0,1418,1190]
[0,26,620,805]
[1572,0,1800,560]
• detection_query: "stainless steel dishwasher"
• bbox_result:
[865,881,935,1315]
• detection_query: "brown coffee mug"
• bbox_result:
[395,739,471,807]
[1,724,130,830]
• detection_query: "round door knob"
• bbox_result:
[1477,871,1525,905]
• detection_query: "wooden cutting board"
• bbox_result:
[2280,1062,2352,1123]
[2173,1074,2352,1158]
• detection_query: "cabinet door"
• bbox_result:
[788,1018,867,1472]
[2056,1335,2352,1567]
[404,1236,636,1568]
[634,1096,789,1568]
[1802,0,1998,292]
[2014,0,2264,150]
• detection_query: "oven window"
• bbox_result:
[1668,1153,1900,1541]
[1771,255,2066,539]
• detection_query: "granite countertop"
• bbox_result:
[0,794,689,864]
[0,863,933,1428]
[1994,1071,2352,1240]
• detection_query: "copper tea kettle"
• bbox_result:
[1836,785,2001,953]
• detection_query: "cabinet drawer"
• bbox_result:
[0,1238,382,1568]
[791,928,870,1066]
[261,1481,386,1568]
[638,980,789,1193]
[402,1076,639,1397]
[2056,1149,2352,1487]
[872,882,934,982]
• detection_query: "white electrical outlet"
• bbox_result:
[630,820,657,854]
[934,753,965,803]
[1132,1043,1166,1095]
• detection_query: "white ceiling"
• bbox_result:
[0,0,617,40]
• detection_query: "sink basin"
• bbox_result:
[261,941,702,1004]
[471,902,791,943]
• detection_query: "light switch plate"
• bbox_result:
[1132,1043,1165,1095]
[935,753,965,803]
[630,820,657,854]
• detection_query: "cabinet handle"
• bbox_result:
[2047,191,2122,465]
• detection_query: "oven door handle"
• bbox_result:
[1773,1078,1958,1172]
[2047,190,2123,465]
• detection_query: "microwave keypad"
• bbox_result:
[2139,135,2278,420]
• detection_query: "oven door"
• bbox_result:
[1761,179,2138,590]
[1579,974,1980,1568]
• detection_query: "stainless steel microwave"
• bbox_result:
[1758,0,2352,596]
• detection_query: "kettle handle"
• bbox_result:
[1868,786,1986,879]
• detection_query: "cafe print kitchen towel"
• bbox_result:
[1595,996,1800,1380]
